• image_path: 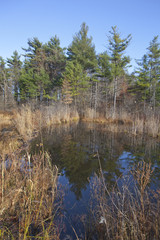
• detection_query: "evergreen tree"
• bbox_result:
[0,57,9,109]
[66,22,98,109]
[147,36,160,111]
[7,51,22,102]
[62,61,89,106]
[19,68,38,100]
[108,26,132,117]
[98,51,111,80]
[19,66,50,101]
[67,22,98,73]
[22,37,45,71]
[135,54,150,109]
[43,36,66,88]
[22,38,50,101]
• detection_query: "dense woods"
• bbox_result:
[0,22,160,120]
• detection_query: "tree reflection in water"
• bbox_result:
[31,122,160,199]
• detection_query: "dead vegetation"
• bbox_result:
[90,160,160,240]
[0,151,61,239]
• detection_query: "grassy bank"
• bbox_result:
[82,107,160,138]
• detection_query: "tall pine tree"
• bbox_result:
[7,51,22,102]
[147,36,160,112]
[108,26,131,117]
[67,22,98,73]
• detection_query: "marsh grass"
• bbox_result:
[82,107,160,138]
[0,151,60,239]
[90,160,160,240]
[42,104,79,126]
[0,111,13,130]
[12,104,79,141]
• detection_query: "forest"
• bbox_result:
[0,22,160,123]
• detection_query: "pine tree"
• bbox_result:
[22,38,51,101]
[43,36,66,88]
[66,22,98,109]
[62,61,89,106]
[108,26,131,117]
[22,37,45,70]
[19,68,38,100]
[98,51,111,80]
[147,36,160,112]
[7,51,22,102]
[67,22,98,73]
[135,54,150,109]
[0,57,9,109]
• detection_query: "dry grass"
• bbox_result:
[11,104,79,141]
[83,108,160,138]
[0,151,60,239]
[0,111,13,130]
[145,116,160,137]
[42,104,79,126]
[0,111,22,155]
[13,105,39,140]
[90,160,160,240]
[132,115,160,137]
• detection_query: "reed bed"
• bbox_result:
[90,160,160,240]
[82,107,160,138]
[12,104,79,141]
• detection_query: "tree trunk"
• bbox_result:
[113,77,117,119]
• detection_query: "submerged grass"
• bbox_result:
[90,159,160,240]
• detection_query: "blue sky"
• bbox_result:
[0,0,160,72]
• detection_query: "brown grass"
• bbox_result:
[90,160,160,240]
[11,104,79,141]
[82,108,160,138]
[0,151,60,239]
[0,111,13,129]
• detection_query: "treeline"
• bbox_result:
[0,22,160,118]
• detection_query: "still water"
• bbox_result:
[31,122,160,239]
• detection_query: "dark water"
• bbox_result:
[30,122,160,239]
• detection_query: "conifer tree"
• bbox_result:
[43,36,66,88]
[7,51,22,102]
[135,54,150,109]
[108,26,132,117]
[21,38,50,101]
[67,22,98,73]
[98,51,111,80]
[0,57,9,109]
[66,23,98,109]
[147,36,160,112]
[62,61,89,106]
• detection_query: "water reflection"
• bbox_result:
[31,122,160,200]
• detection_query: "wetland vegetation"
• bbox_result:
[1,22,160,239]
